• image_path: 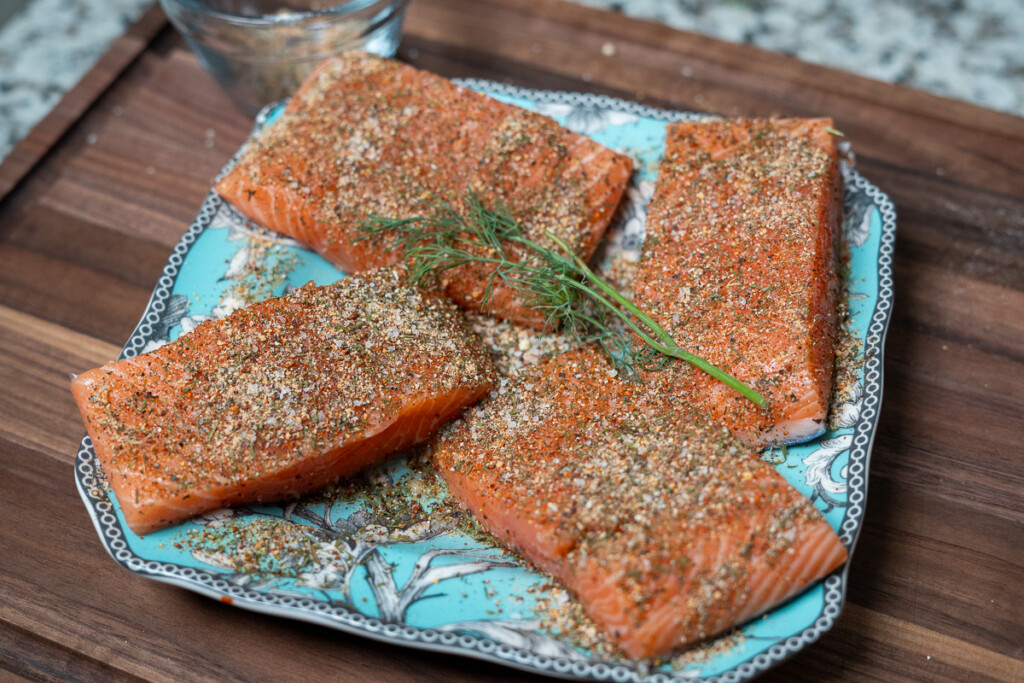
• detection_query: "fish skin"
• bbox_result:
[633,118,844,448]
[433,347,847,659]
[71,268,495,535]
[214,52,632,329]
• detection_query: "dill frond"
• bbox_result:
[357,192,767,408]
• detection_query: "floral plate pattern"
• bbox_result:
[74,81,896,681]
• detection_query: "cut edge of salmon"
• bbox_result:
[71,269,496,535]
[214,52,633,330]
[570,516,848,658]
[433,348,848,659]
[636,117,843,449]
[74,376,489,535]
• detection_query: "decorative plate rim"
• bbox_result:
[74,81,897,683]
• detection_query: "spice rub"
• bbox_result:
[432,347,847,659]
[633,118,843,446]
[214,51,633,328]
[71,267,495,535]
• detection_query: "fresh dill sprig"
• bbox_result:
[357,193,768,409]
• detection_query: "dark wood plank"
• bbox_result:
[1,438,538,682]
[0,305,119,459]
[771,603,1022,682]
[0,48,252,343]
[1,621,143,682]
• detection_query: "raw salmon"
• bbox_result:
[633,118,843,447]
[433,347,847,659]
[72,268,495,535]
[214,51,633,329]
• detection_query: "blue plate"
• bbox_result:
[75,82,896,681]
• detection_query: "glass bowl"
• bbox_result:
[159,0,410,114]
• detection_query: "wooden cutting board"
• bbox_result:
[0,1,1021,680]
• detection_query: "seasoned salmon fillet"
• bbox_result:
[633,118,843,447]
[433,348,847,659]
[72,268,495,535]
[214,52,633,329]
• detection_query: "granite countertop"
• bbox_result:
[574,0,1024,115]
[1,0,1022,163]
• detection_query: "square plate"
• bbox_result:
[75,81,895,681]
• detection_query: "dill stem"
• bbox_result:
[544,232,675,347]
[359,201,768,409]
[554,276,668,350]
[544,231,768,409]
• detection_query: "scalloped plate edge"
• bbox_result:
[73,81,898,683]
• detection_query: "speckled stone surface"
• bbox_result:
[0,0,153,162]
[1,0,1022,164]
[571,0,1024,115]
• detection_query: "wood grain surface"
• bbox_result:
[1,0,1021,680]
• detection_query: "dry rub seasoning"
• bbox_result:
[432,347,847,659]
[214,51,633,328]
[634,118,843,447]
[71,266,495,534]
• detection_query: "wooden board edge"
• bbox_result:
[0,4,169,202]
[406,0,1024,141]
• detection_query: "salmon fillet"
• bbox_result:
[633,118,843,447]
[214,51,633,329]
[72,268,495,535]
[433,348,847,659]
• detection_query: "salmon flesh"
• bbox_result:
[634,118,844,447]
[215,52,633,329]
[433,347,847,659]
[72,268,495,534]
